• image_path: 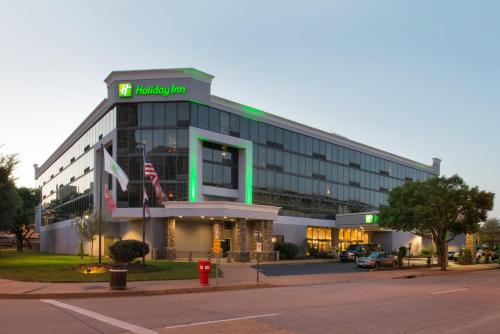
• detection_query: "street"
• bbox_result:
[1,270,500,333]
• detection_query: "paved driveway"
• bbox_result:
[254,260,369,276]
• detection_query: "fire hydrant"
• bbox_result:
[198,259,211,286]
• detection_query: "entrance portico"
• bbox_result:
[163,201,280,262]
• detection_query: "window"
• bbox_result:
[202,142,239,189]
[165,103,177,126]
[198,105,209,129]
[153,103,165,126]
[209,108,219,132]
[220,111,230,135]
[177,102,190,125]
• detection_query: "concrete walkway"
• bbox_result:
[0,260,497,299]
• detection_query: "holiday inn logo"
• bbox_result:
[118,82,133,98]
[117,82,187,98]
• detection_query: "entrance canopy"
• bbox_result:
[112,201,280,221]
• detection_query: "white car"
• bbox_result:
[356,252,396,268]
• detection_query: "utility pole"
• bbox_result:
[98,144,104,264]
[141,143,146,266]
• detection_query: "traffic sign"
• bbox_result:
[212,239,221,254]
[256,242,262,253]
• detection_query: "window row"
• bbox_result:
[252,169,389,207]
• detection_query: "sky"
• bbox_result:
[0,0,498,217]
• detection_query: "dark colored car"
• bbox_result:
[340,244,381,262]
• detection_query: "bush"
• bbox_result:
[109,239,149,263]
[275,242,299,260]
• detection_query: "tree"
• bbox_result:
[0,150,18,186]
[478,218,500,249]
[380,175,494,271]
[1,187,41,252]
[79,211,105,257]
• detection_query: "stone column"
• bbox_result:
[165,218,176,260]
[232,219,249,262]
[262,220,275,261]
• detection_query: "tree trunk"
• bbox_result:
[15,233,23,252]
[435,241,447,271]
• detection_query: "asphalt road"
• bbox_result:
[255,260,369,276]
[2,270,500,333]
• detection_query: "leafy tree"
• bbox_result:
[1,187,40,252]
[478,218,500,249]
[0,149,18,186]
[380,175,494,271]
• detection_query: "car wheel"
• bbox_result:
[374,262,379,269]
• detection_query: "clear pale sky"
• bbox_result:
[0,1,498,217]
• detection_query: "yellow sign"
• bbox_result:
[212,239,221,254]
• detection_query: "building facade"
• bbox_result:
[35,68,440,260]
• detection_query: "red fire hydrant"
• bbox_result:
[198,259,211,286]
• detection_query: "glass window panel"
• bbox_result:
[178,102,190,122]
[153,103,165,126]
[165,129,177,151]
[240,117,249,139]
[220,111,230,135]
[177,129,188,148]
[258,122,267,144]
[198,105,209,129]
[139,103,153,127]
[165,103,177,126]
[209,108,220,132]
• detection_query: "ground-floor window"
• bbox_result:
[337,228,370,250]
[307,227,333,253]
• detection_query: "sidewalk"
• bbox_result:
[0,260,497,299]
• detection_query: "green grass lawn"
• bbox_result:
[0,250,218,283]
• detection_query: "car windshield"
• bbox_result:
[347,245,359,251]
[368,252,381,258]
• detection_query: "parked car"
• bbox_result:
[356,252,396,268]
[448,251,459,261]
[340,243,381,262]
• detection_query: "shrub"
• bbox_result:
[109,239,149,263]
[275,242,299,260]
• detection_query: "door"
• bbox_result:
[221,239,231,257]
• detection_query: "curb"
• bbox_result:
[0,283,279,300]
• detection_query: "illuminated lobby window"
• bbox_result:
[337,228,370,250]
[307,227,332,252]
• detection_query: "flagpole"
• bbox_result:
[98,143,103,264]
[142,142,146,266]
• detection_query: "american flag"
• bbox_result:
[144,155,165,203]
[143,186,151,218]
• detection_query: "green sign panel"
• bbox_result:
[365,214,380,224]
[118,82,133,97]
[118,82,187,98]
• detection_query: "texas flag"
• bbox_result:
[104,184,116,213]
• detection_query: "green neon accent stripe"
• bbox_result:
[245,142,253,205]
[240,104,265,118]
[188,131,198,202]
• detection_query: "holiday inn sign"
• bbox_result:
[118,82,187,98]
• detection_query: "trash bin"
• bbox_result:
[109,269,127,290]
[198,259,211,286]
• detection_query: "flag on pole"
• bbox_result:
[104,184,116,213]
[144,154,165,203]
[143,186,151,218]
[103,148,129,192]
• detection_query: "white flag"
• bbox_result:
[103,148,129,191]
